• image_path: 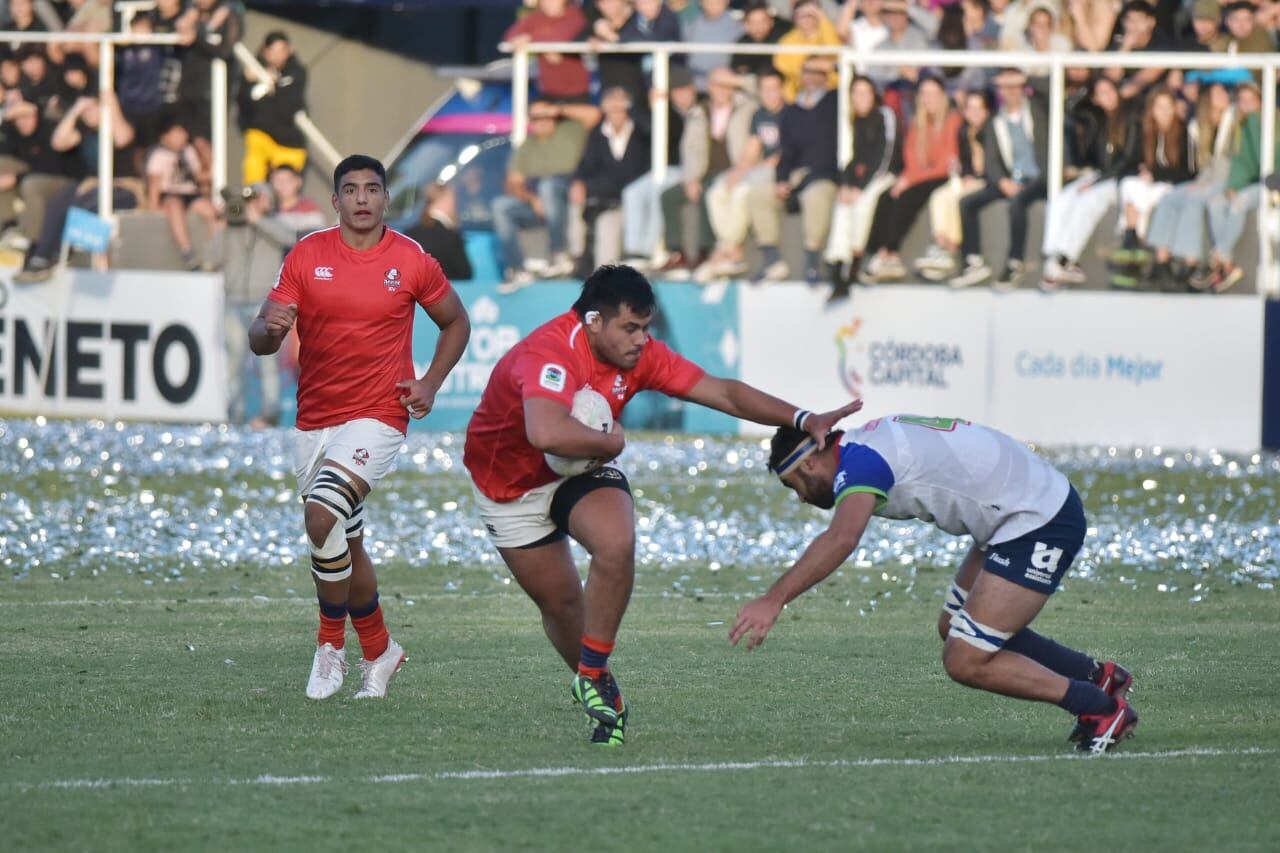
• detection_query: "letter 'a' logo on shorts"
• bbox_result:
[539,363,566,392]
[314,266,334,280]
[1030,542,1063,573]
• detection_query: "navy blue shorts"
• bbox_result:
[983,485,1086,594]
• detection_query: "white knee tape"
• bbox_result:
[943,582,970,616]
[345,502,364,539]
[948,608,1013,653]
[312,521,348,560]
[306,465,360,522]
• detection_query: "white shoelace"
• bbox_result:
[316,648,347,682]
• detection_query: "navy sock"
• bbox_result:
[804,249,820,271]
[317,598,348,620]
[761,245,780,266]
[1006,629,1097,681]
[1057,679,1118,717]
[348,593,379,620]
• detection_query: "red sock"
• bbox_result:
[317,600,347,649]
[578,634,614,680]
[351,602,389,661]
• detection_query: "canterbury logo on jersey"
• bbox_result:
[314,266,334,280]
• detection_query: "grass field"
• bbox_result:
[2,419,1279,851]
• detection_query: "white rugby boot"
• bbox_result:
[354,638,406,698]
[305,643,347,700]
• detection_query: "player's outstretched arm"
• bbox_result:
[398,290,471,419]
[524,397,626,460]
[248,298,297,356]
[730,492,876,651]
[680,376,861,448]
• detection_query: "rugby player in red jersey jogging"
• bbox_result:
[465,264,860,744]
[249,155,470,700]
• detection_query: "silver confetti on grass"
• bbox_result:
[1,420,1276,612]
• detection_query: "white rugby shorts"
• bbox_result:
[293,418,404,493]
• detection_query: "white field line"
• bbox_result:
[0,591,742,607]
[13,747,1275,792]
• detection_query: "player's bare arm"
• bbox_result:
[680,376,863,449]
[248,299,297,355]
[730,492,875,650]
[397,289,471,419]
[524,396,626,459]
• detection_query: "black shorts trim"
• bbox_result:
[513,529,567,550]
[549,467,632,535]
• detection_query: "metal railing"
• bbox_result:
[503,40,1279,296]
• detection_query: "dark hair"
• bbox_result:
[767,427,838,473]
[333,154,386,193]
[263,30,290,48]
[758,69,785,86]
[742,0,774,16]
[1120,0,1155,18]
[572,264,656,320]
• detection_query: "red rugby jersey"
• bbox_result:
[465,311,705,501]
[268,226,452,432]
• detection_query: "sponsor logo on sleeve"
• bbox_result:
[539,363,567,392]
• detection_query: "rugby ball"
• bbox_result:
[545,388,614,477]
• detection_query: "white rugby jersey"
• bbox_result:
[833,415,1070,545]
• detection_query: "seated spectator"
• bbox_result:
[951,67,1049,289]
[837,0,890,66]
[589,0,646,107]
[1201,108,1279,292]
[404,182,473,282]
[1109,86,1193,287]
[621,0,683,44]
[657,66,755,275]
[824,74,901,294]
[1107,1,1176,102]
[504,0,590,103]
[859,74,960,283]
[941,0,998,93]
[569,86,650,274]
[238,31,309,184]
[0,100,81,250]
[1146,80,1235,288]
[1040,75,1140,289]
[731,1,790,80]
[775,1,840,100]
[1064,0,1120,52]
[1014,4,1073,88]
[620,64,694,264]
[683,0,743,93]
[990,0,1038,51]
[176,0,242,165]
[268,164,327,239]
[749,56,839,283]
[699,69,787,281]
[1214,1,1276,53]
[867,1,933,92]
[17,46,59,110]
[146,114,217,270]
[1182,0,1224,52]
[117,12,167,166]
[915,89,991,283]
[491,98,593,285]
[62,0,111,66]
[2,0,51,42]
[15,90,140,282]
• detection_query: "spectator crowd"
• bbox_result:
[498,0,1280,298]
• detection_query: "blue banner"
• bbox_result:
[410,281,741,433]
[63,207,113,254]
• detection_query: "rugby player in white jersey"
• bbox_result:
[730,415,1138,754]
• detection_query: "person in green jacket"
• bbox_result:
[1201,108,1280,293]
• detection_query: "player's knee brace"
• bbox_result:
[943,582,969,617]
[305,466,360,581]
[948,608,1013,653]
[345,502,364,539]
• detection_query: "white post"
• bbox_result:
[651,49,670,261]
[1046,58,1065,213]
[512,47,529,148]
[97,39,114,220]
[836,51,852,169]
[211,57,228,196]
[1259,62,1276,298]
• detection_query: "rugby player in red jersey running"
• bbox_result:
[249,155,470,700]
[465,264,860,744]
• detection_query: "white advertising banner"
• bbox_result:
[738,285,991,428]
[0,270,227,422]
[740,285,1264,451]
[988,292,1263,450]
